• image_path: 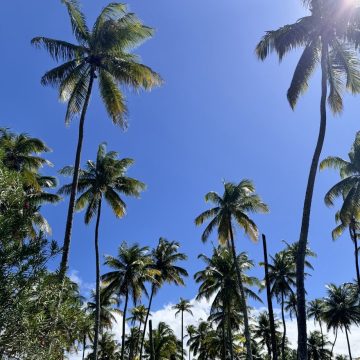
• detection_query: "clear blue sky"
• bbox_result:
[1,0,360,310]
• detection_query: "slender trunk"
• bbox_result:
[181,310,184,360]
[281,292,286,360]
[93,199,102,360]
[82,334,86,360]
[222,308,227,360]
[149,320,154,360]
[140,286,155,359]
[331,329,337,359]
[262,234,278,360]
[349,220,360,293]
[319,319,324,354]
[121,290,129,360]
[228,221,253,360]
[296,39,328,360]
[345,327,353,360]
[59,71,95,281]
[227,304,234,360]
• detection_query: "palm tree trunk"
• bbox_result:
[317,319,324,354]
[331,328,337,359]
[227,305,234,360]
[140,285,155,359]
[345,327,353,360]
[262,234,278,360]
[349,220,360,293]
[149,320,155,360]
[93,199,102,360]
[121,290,129,360]
[296,40,328,360]
[222,311,227,360]
[82,334,86,360]
[181,309,184,360]
[281,292,286,360]
[59,71,95,281]
[228,221,253,360]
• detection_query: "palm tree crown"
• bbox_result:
[32,1,162,126]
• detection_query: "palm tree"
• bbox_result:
[322,283,360,360]
[320,131,360,290]
[140,238,188,359]
[186,321,210,360]
[256,2,360,357]
[307,299,326,353]
[102,243,157,360]
[87,331,121,360]
[195,247,262,360]
[145,322,183,360]
[128,304,148,358]
[267,251,296,360]
[195,180,268,360]
[253,311,281,360]
[59,143,145,359]
[172,298,193,360]
[284,292,298,321]
[0,128,52,185]
[307,331,331,360]
[32,1,162,281]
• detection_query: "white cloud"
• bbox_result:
[69,269,95,299]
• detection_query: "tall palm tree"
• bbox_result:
[186,321,211,360]
[253,311,281,360]
[32,1,162,281]
[195,247,262,360]
[128,304,148,358]
[256,2,360,357]
[102,243,157,360]
[267,252,296,360]
[307,299,326,353]
[59,143,145,359]
[172,298,193,360]
[320,131,360,290]
[140,238,188,359]
[195,180,269,360]
[307,331,331,360]
[322,283,360,360]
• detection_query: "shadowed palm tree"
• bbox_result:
[267,252,296,360]
[128,304,148,358]
[322,283,360,360]
[195,180,268,360]
[195,247,262,360]
[256,1,360,357]
[253,311,281,360]
[307,331,331,360]
[0,128,52,186]
[140,238,188,360]
[320,131,360,291]
[173,298,193,360]
[59,143,145,359]
[307,299,326,353]
[186,321,210,360]
[32,1,162,281]
[102,243,157,360]
[87,331,121,360]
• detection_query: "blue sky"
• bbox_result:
[2,0,360,315]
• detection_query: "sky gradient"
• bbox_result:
[1,0,360,352]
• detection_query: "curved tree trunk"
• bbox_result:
[296,40,328,360]
[262,234,278,360]
[331,328,338,359]
[93,199,102,360]
[59,71,95,281]
[121,290,129,360]
[228,221,253,360]
[281,292,286,360]
[349,220,360,293]
[140,285,155,359]
[345,327,353,360]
